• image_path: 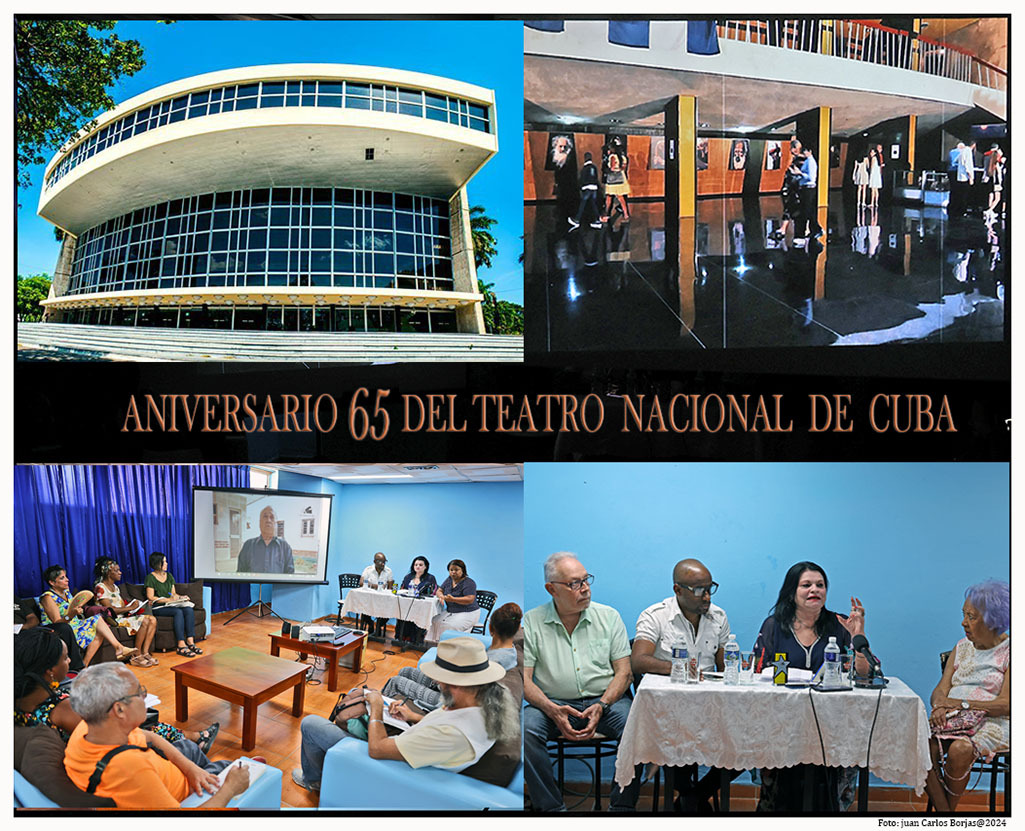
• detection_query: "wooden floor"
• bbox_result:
[129,609,419,809]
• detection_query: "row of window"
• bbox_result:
[45,79,491,188]
[60,304,459,333]
[68,187,456,297]
[68,261,455,293]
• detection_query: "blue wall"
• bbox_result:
[524,462,1009,712]
[264,472,523,624]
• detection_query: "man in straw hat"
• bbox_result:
[293,636,518,792]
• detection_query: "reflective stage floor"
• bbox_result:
[524,196,1005,354]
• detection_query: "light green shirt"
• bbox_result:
[524,600,631,700]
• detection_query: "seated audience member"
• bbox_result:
[16,593,85,672]
[358,551,394,636]
[632,558,736,811]
[394,556,439,645]
[39,565,138,667]
[93,557,159,667]
[145,552,202,657]
[15,627,219,751]
[384,602,522,711]
[63,663,250,808]
[753,561,869,812]
[523,552,638,812]
[292,637,517,791]
[426,559,480,642]
[925,580,1009,812]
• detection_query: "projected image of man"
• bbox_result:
[237,506,294,574]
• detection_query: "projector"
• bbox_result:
[300,625,336,643]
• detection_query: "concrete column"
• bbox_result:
[43,232,77,322]
[448,186,486,334]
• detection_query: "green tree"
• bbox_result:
[17,274,52,321]
[477,278,523,335]
[470,205,498,270]
[16,19,146,190]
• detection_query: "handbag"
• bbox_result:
[933,707,986,737]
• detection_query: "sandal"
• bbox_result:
[187,643,203,654]
[176,646,195,657]
[115,647,139,662]
[144,655,159,666]
[196,722,220,755]
[129,655,150,667]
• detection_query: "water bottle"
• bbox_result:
[670,640,688,684]
[847,646,856,684]
[723,634,740,685]
[823,637,841,687]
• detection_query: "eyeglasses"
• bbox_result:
[550,574,595,591]
[676,581,719,597]
[109,685,147,711]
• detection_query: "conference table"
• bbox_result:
[340,587,444,634]
[614,674,931,812]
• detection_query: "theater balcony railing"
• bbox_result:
[720,19,1006,93]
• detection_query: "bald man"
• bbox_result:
[631,558,734,811]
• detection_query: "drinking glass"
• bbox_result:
[739,650,757,684]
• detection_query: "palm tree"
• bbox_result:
[470,205,498,270]
[478,278,498,333]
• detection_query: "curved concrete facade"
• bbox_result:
[39,64,497,334]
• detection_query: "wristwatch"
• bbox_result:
[961,700,970,710]
[599,700,611,715]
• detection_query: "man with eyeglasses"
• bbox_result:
[631,557,735,811]
[63,663,252,808]
[523,551,639,811]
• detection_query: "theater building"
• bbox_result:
[38,64,497,334]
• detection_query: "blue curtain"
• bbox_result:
[14,465,251,613]
[525,20,564,33]
[609,20,650,48]
[687,20,720,55]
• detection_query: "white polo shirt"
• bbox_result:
[361,564,393,587]
[634,597,731,671]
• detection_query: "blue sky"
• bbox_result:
[16,19,524,303]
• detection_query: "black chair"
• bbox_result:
[546,735,621,811]
[335,573,361,625]
[471,590,498,634]
[926,650,1010,812]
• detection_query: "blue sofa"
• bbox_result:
[319,737,523,810]
[14,760,282,809]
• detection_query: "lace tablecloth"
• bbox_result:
[341,587,443,631]
[614,674,931,794]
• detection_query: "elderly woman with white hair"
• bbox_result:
[924,579,1009,812]
[62,662,251,808]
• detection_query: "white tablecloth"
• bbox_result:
[341,587,443,631]
[614,675,931,794]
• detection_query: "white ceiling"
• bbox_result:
[266,463,522,484]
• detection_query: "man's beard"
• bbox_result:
[440,687,455,708]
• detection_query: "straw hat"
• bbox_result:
[420,637,506,686]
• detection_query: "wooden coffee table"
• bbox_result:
[268,630,366,692]
[171,646,308,751]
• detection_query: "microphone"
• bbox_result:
[851,634,881,669]
[851,634,888,687]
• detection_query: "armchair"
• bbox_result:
[319,737,522,810]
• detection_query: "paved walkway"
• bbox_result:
[17,323,523,363]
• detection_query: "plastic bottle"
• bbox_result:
[723,634,741,685]
[670,640,688,684]
[823,636,842,687]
